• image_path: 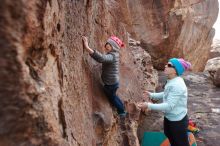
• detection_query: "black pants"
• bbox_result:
[164,115,190,146]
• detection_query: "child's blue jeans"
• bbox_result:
[103,82,125,114]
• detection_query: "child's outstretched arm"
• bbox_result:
[91,50,115,63]
[82,36,94,54]
[82,36,115,63]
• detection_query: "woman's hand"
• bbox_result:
[143,91,150,100]
[137,102,148,111]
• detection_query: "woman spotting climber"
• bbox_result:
[138,58,191,146]
[82,36,126,117]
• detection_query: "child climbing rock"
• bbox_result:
[82,36,126,117]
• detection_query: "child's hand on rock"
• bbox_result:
[82,36,94,54]
[82,36,89,49]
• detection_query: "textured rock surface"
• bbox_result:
[210,39,220,59]
[205,39,220,87]
[0,0,218,146]
[213,68,220,87]
[128,36,158,91]
[205,57,220,87]
[127,0,218,71]
[205,57,220,73]
[0,1,157,145]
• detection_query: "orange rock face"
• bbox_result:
[0,0,218,146]
[125,0,218,71]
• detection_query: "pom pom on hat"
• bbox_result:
[178,58,191,71]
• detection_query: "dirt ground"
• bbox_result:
[184,72,220,146]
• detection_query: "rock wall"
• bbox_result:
[209,39,220,59]
[125,0,218,71]
[205,39,220,87]
[0,0,218,146]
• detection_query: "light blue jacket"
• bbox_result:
[148,77,188,121]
